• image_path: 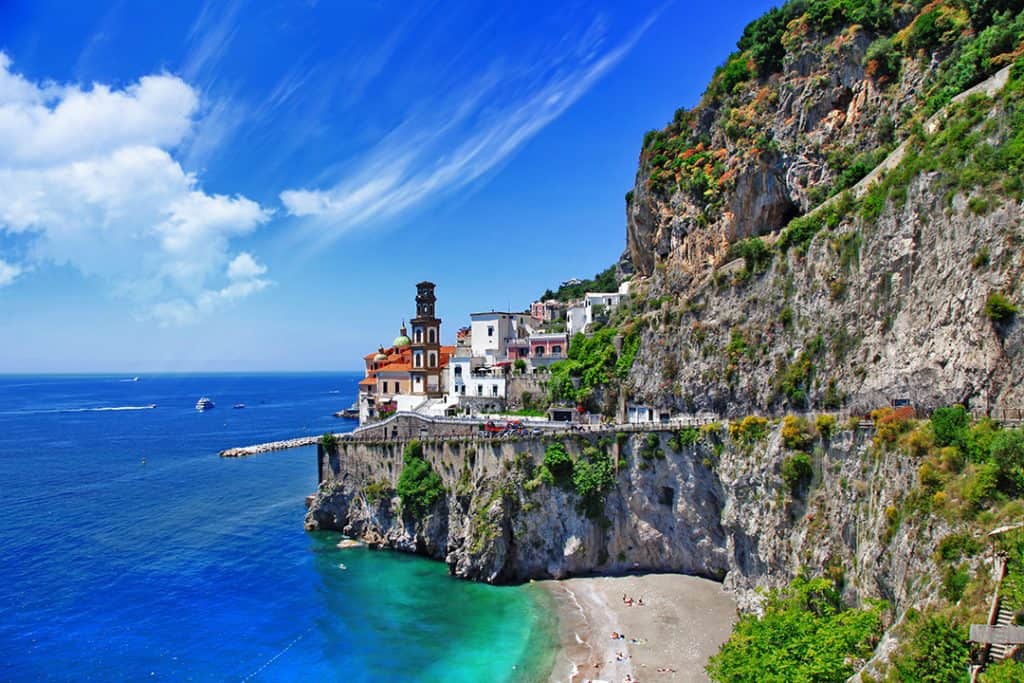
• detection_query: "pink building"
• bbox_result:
[507,333,567,362]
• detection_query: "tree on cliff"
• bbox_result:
[396,441,445,518]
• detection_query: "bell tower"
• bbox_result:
[415,282,437,319]
[410,281,443,397]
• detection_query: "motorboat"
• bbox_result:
[233,403,246,409]
[334,403,359,419]
[195,397,215,411]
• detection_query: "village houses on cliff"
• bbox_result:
[356,280,631,425]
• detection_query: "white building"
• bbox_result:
[567,305,587,338]
[584,291,623,328]
[444,356,506,412]
[469,312,537,365]
[627,403,672,424]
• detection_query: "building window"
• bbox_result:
[454,366,462,377]
[415,329,422,343]
[428,328,436,344]
[492,384,498,396]
[487,326,494,337]
[552,345,562,355]
[477,385,483,396]
[534,346,544,356]
[383,381,389,393]
[428,352,437,367]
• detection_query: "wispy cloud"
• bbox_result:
[175,0,248,171]
[279,10,658,249]
[0,258,21,287]
[182,0,245,83]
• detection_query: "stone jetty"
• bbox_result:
[219,435,328,458]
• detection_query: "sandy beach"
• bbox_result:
[542,573,736,683]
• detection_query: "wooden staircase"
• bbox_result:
[989,604,1018,663]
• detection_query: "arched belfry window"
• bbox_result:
[428,328,436,344]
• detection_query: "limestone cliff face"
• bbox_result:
[305,427,951,615]
[621,9,1024,418]
[627,175,1024,418]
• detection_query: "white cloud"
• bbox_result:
[0,258,20,287]
[227,252,267,281]
[0,53,272,323]
[279,12,658,247]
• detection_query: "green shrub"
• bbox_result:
[706,576,884,683]
[941,564,970,603]
[889,614,969,683]
[710,53,754,99]
[728,237,773,275]
[781,452,813,493]
[729,416,770,444]
[932,405,970,449]
[779,306,794,329]
[816,414,837,439]
[864,35,901,80]
[936,532,981,563]
[990,428,1024,496]
[363,479,391,504]
[781,415,813,450]
[981,661,1024,682]
[640,431,665,460]
[778,213,824,253]
[736,3,804,76]
[572,446,616,517]
[320,432,338,450]
[668,427,701,452]
[985,292,1017,322]
[396,440,445,517]
[543,442,574,482]
[961,461,1000,509]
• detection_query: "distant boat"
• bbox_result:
[335,403,359,419]
[195,397,215,411]
[233,403,246,409]
[131,377,140,382]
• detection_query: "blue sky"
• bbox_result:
[0,0,776,372]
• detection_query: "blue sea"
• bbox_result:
[0,374,556,682]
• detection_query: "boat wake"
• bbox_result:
[60,405,157,413]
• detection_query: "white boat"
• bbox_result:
[195,397,215,411]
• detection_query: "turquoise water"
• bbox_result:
[0,374,555,681]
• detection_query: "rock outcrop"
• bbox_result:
[621,6,1024,418]
[306,427,949,615]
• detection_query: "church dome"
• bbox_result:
[374,351,388,361]
[393,322,411,347]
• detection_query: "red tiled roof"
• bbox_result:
[377,364,412,374]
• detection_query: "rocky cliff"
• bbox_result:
[305,425,950,617]
[621,1,1024,418]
